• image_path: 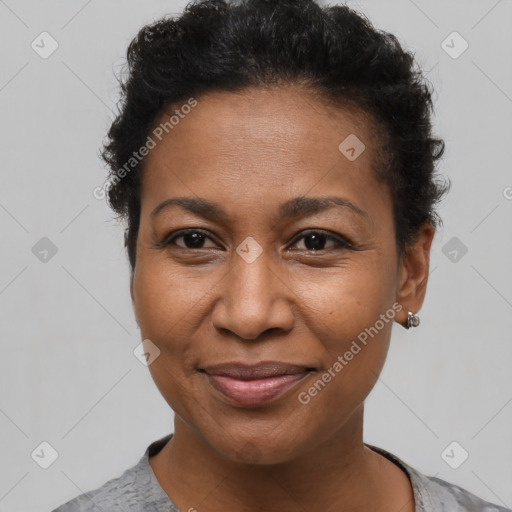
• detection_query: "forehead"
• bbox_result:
[147,85,376,164]
[140,85,388,222]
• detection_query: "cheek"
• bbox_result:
[133,253,214,340]
[295,296,394,442]
[290,259,396,402]
[132,263,195,400]
[132,254,223,405]
[133,261,204,414]
[291,254,396,341]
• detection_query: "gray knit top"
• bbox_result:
[51,434,510,512]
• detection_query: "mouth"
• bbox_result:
[198,362,316,407]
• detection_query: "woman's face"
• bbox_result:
[131,86,431,464]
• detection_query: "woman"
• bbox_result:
[53,0,510,510]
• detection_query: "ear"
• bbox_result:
[395,222,435,327]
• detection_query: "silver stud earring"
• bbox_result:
[404,311,420,329]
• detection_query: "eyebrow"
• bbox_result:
[150,196,369,223]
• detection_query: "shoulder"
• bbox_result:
[411,468,510,512]
[51,435,175,512]
[367,444,511,512]
[51,456,144,512]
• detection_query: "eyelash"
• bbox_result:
[159,228,353,252]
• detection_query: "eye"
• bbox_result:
[160,228,352,252]
[163,229,219,249]
[288,230,352,251]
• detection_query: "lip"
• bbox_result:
[199,362,314,407]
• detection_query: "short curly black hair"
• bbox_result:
[100,0,449,273]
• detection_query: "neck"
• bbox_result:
[149,404,402,512]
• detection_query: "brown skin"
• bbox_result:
[130,85,434,512]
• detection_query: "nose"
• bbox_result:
[211,247,295,341]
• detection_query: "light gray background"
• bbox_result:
[0,1,511,511]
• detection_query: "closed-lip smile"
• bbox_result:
[199,362,315,407]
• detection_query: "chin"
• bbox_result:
[204,423,317,466]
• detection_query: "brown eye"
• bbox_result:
[288,230,351,251]
[164,229,218,249]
